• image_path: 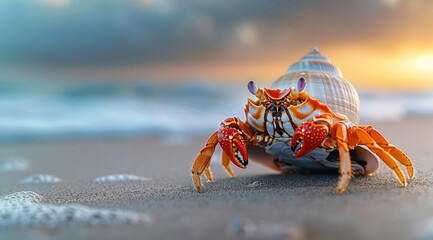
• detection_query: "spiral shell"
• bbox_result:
[271,47,360,125]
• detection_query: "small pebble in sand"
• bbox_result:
[247,181,264,188]
[20,174,62,184]
[0,191,152,228]
[228,218,306,239]
[93,174,149,183]
[0,157,29,172]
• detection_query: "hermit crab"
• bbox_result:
[191,48,413,194]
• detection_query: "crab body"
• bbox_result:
[245,86,346,147]
[191,77,414,194]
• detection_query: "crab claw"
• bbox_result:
[291,118,330,157]
[218,128,248,169]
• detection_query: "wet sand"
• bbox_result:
[0,117,432,240]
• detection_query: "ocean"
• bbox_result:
[0,79,432,142]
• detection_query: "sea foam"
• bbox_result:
[93,174,149,183]
[0,157,29,172]
[0,191,151,228]
[20,174,62,184]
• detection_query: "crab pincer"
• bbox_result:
[218,127,248,169]
[191,118,248,192]
[291,114,332,157]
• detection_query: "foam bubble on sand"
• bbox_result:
[93,174,149,183]
[228,218,305,239]
[0,157,29,172]
[0,191,151,228]
[20,174,62,184]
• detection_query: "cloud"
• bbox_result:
[0,0,431,81]
[236,22,259,46]
[0,0,307,67]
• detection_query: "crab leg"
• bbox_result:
[204,167,214,183]
[291,114,353,194]
[355,128,407,186]
[334,123,352,194]
[221,152,236,178]
[191,131,218,192]
[361,126,413,179]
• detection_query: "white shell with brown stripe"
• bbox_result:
[271,47,360,125]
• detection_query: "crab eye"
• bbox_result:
[248,81,258,95]
[297,77,306,92]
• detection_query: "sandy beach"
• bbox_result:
[0,117,432,240]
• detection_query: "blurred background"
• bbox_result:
[1,2,432,238]
[0,0,432,142]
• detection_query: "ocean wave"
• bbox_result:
[0,80,431,141]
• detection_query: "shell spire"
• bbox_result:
[285,47,343,77]
[301,46,328,61]
[272,47,360,125]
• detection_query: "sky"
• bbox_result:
[0,0,432,90]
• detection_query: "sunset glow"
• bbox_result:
[129,46,433,90]
[0,0,432,91]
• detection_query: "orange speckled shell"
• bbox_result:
[271,47,360,125]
